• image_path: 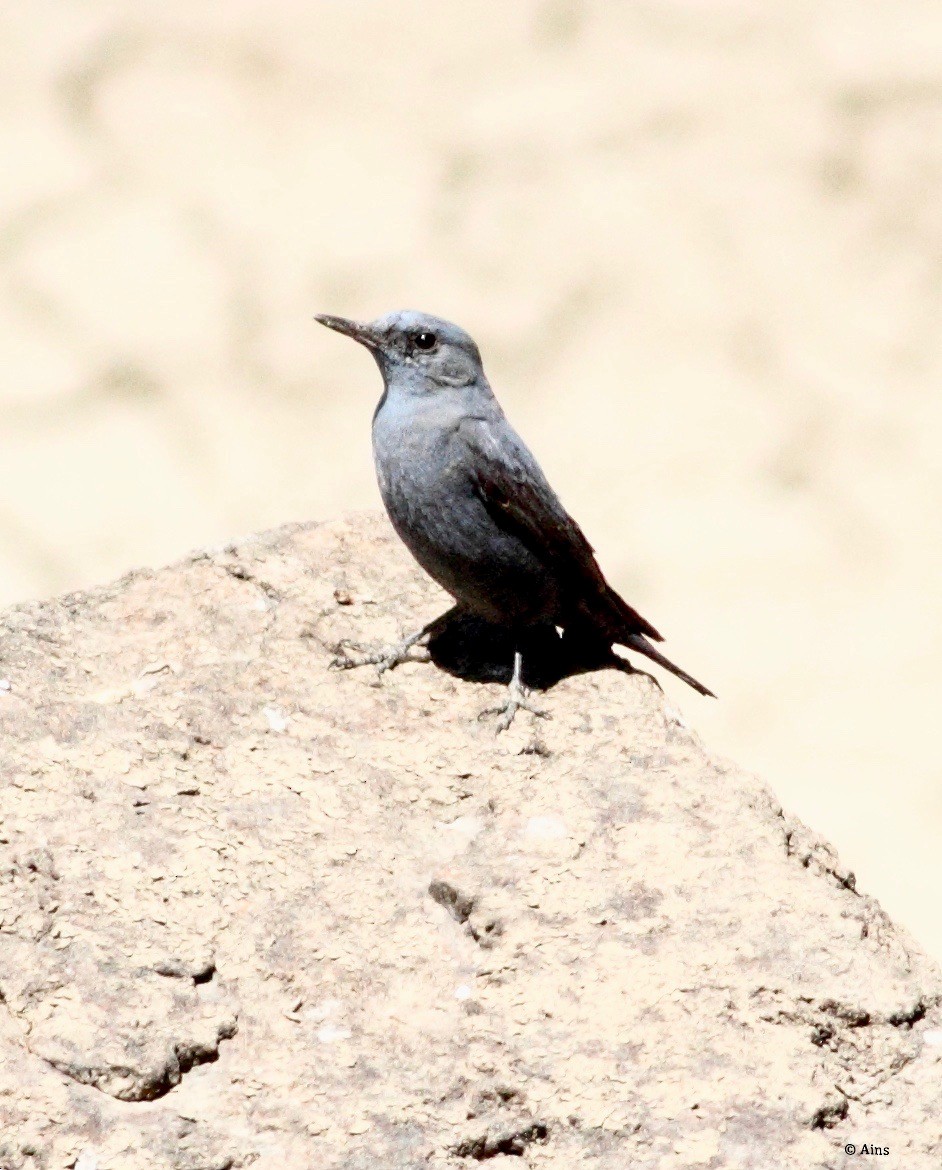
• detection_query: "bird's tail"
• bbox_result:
[622,633,716,698]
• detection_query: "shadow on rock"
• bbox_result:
[426,609,657,692]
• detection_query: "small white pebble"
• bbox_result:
[439,815,483,838]
[923,1029,942,1046]
[525,815,567,840]
[263,706,288,732]
[317,1024,351,1043]
[75,1152,99,1170]
[454,984,472,1001]
[0,679,10,692]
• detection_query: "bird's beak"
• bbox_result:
[314,314,381,350]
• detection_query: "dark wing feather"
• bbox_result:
[460,416,663,642]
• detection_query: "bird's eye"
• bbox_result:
[414,331,437,351]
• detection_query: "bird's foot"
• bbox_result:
[330,634,430,677]
[478,671,550,733]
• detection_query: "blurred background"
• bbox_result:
[1,3,940,957]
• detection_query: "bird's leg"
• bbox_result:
[330,610,461,677]
[330,624,433,676]
[478,650,550,733]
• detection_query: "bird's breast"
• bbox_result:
[373,421,469,545]
[371,404,557,624]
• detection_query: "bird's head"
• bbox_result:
[315,309,486,393]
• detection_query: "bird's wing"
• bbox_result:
[459,415,663,642]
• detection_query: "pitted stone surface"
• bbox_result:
[0,514,940,1168]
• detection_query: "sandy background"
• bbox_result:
[1,3,940,956]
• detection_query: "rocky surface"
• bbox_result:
[1,513,940,1169]
[4,0,942,977]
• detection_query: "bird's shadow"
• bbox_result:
[426,609,658,692]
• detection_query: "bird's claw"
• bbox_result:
[328,640,369,671]
[479,682,551,733]
[329,638,429,676]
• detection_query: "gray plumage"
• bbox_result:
[316,309,713,699]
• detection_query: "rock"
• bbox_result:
[0,513,939,1168]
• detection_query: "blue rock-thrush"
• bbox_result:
[316,310,713,728]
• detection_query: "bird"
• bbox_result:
[315,309,713,729]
